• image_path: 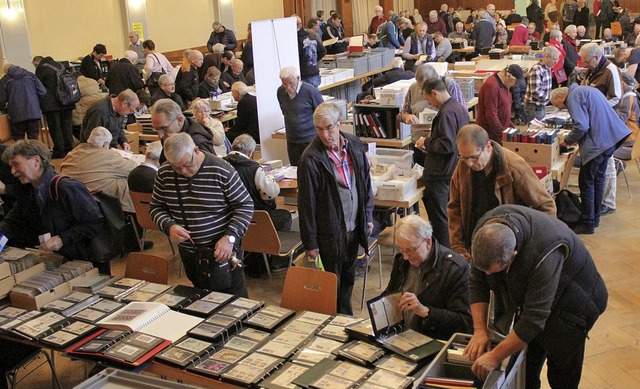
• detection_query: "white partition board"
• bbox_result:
[252,17,299,163]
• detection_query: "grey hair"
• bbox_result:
[124,50,138,62]
[564,24,577,34]
[471,223,516,271]
[164,132,195,164]
[231,81,248,96]
[145,141,162,161]
[151,98,183,122]
[87,126,113,146]
[313,101,342,125]
[190,98,211,113]
[457,124,489,149]
[212,43,225,53]
[579,43,603,61]
[279,66,300,80]
[117,89,139,106]
[2,139,51,171]
[620,71,636,87]
[550,29,562,40]
[477,10,487,18]
[391,57,404,68]
[415,63,438,83]
[231,134,256,155]
[395,215,433,241]
[542,46,560,59]
[158,74,173,87]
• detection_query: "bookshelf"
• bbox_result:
[352,104,411,148]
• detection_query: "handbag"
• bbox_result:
[174,174,233,290]
[610,21,622,36]
[146,54,166,88]
[553,68,568,84]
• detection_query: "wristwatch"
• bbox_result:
[224,235,236,244]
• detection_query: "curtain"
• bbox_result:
[352,0,379,36]
[310,0,337,20]
[393,0,415,16]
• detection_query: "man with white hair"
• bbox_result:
[228,82,259,144]
[128,141,162,193]
[365,57,414,91]
[369,5,385,35]
[105,50,145,95]
[277,66,324,165]
[150,133,252,294]
[175,49,203,105]
[127,31,145,71]
[150,74,186,110]
[402,21,435,69]
[426,10,447,36]
[220,59,247,92]
[576,24,591,40]
[524,46,559,122]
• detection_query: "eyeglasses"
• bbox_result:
[398,239,426,255]
[154,117,177,134]
[170,152,196,172]
[459,147,485,162]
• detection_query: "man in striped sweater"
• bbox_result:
[150,133,253,296]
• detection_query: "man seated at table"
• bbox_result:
[360,57,415,98]
[381,214,472,340]
[223,134,292,232]
[150,74,186,111]
[80,89,140,150]
[449,22,469,41]
[128,141,162,193]
[220,59,247,93]
[433,31,453,62]
[448,124,556,260]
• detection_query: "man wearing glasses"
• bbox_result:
[80,89,140,151]
[476,64,524,143]
[150,99,215,163]
[380,214,472,340]
[448,124,556,260]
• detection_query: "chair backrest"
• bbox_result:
[556,151,578,195]
[241,210,281,256]
[631,139,640,161]
[127,123,143,133]
[124,252,169,284]
[129,191,159,231]
[0,114,11,143]
[280,267,338,315]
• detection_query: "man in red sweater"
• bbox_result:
[426,10,448,37]
[369,5,385,35]
[476,64,525,143]
[510,17,531,46]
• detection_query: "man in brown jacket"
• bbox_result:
[448,124,556,259]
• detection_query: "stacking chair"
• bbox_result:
[6,348,62,389]
[280,266,338,315]
[124,252,169,284]
[240,210,302,280]
[359,236,384,310]
[128,190,175,255]
[554,151,578,197]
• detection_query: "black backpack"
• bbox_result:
[43,63,81,106]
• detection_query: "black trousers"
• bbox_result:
[286,141,310,167]
[321,230,359,315]
[11,119,40,141]
[525,332,586,389]
[178,244,248,297]
[44,110,73,158]
[422,179,451,248]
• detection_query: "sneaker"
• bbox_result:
[600,205,616,216]
[572,223,595,235]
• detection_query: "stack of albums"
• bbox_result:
[11,261,93,297]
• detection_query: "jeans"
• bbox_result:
[524,102,546,123]
[578,147,615,228]
[286,141,310,166]
[422,179,451,248]
[302,74,321,88]
[321,230,358,315]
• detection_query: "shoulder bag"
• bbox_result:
[146,54,166,88]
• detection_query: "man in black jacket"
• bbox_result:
[105,51,145,95]
[298,102,374,315]
[175,49,203,106]
[464,205,608,389]
[80,43,107,86]
[227,82,259,144]
[80,90,139,150]
[296,15,326,88]
[207,22,238,52]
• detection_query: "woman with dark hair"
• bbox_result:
[527,0,545,34]
[142,39,174,96]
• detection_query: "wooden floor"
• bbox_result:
[12,164,640,388]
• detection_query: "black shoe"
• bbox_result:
[600,205,616,216]
[572,223,595,235]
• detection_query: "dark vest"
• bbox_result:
[410,32,434,56]
[223,153,276,211]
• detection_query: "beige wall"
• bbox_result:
[24,0,282,62]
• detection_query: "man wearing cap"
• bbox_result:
[476,65,524,143]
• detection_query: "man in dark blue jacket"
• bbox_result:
[0,63,46,140]
[207,22,238,52]
[298,102,374,315]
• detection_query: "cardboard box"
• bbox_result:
[0,261,10,279]
[13,262,46,284]
[503,139,560,169]
[380,90,404,107]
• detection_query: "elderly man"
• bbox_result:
[471,10,496,54]
[150,74,186,110]
[220,59,247,92]
[449,22,469,41]
[0,63,46,141]
[510,17,530,46]
[105,50,145,95]
[433,31,452,61]
[150,133,252,295]
[298,102,374,315]
[151,99,214,162]
[276,67,323,166]
[552,85,630,234]
[382,215,472,341]
[416,78,469,248]
[464,204,608,389]
[223,135,292,232]
[448,124,556,260]
[524,46,559,122]
[128,141,162,193]
[477,65,524,143]
[175,49,203,105]
[426,10,447,36]
[296,15,326,88]
[402,21,435,70]
[80,89,139,150]
[369,5,385,35]
[576,24,591,40]
[363,57,414,92]
[207,21,237,52]
[528,21,541,41]
[228,82,259,144]
[0,140,102,264]
[127,31,145,71]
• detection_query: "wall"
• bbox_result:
[145,0,215,52]
[233,0,284,40]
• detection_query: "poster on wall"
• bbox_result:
[131,22,145,40]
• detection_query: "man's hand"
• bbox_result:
[401,113,420,124]
[463,330,492,361]
[306,249,319,259]
[415,136,427,150]
[169,225,191,243]
[367,222,374,236]
[39,235,63,252]
[471,351,502,381]
[0,180,6,195]
[398,292,429,317]
[214,236,234,263]
[122,142,131,152]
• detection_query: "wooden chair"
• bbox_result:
[129,190,175,255]
[127,123,143,133]
[124,252,169,284]
[240,210,302,280]
[359,237,383,310]
[554,151,578,197]
[280,267,338,315]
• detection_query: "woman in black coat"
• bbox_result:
[526,0,545,34]
[573,0,590,29]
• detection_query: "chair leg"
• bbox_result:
[361,255,369,310]
[42,350,63,389]
[377,246,383,288]
[262,253,272,280]
[621,166,631,198]
[129,215,144,252]
[167,236,176,255]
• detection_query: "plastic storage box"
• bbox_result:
[336,56,369,76]
[367,148,414,171]
[372,47,395,67]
